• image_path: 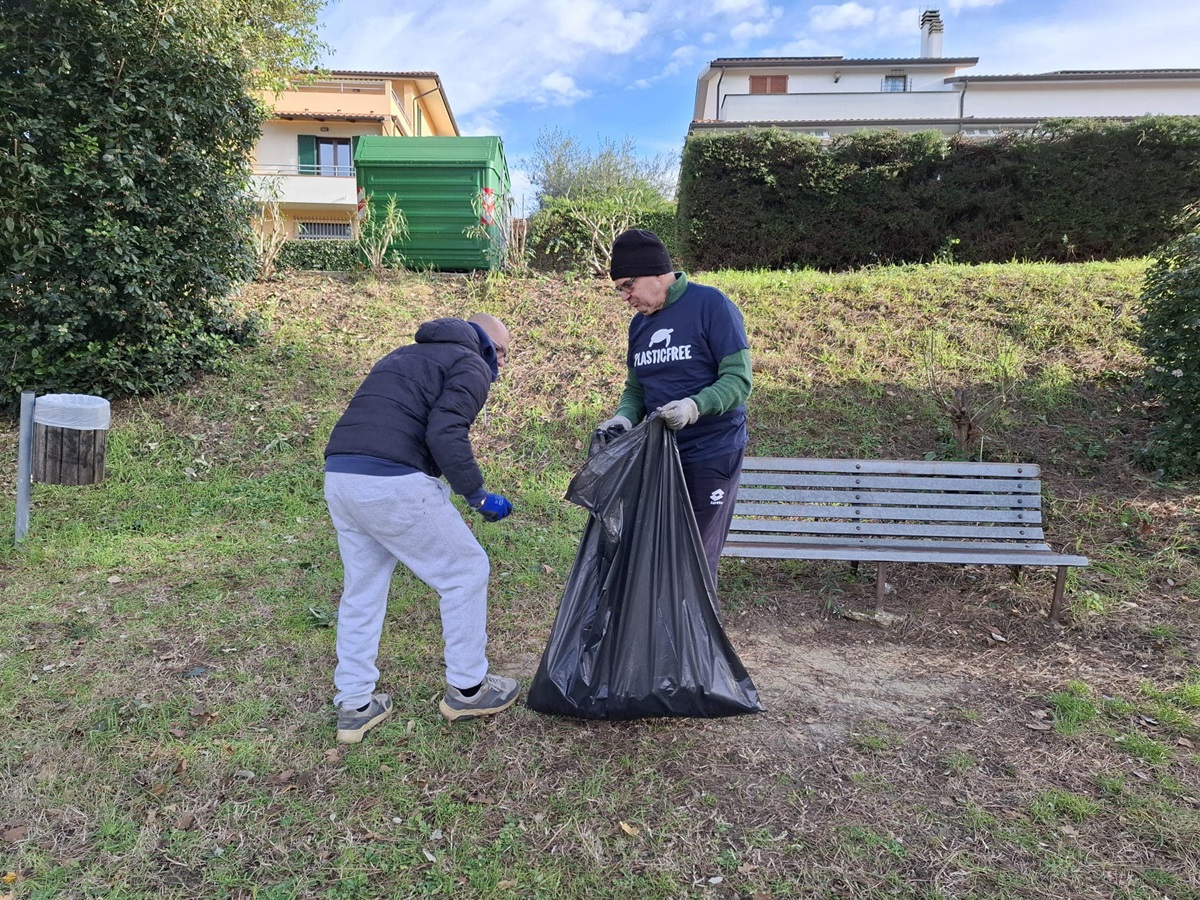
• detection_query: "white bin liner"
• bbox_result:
[32,394,111,430]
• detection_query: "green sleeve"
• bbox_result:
[692,349,753,417]
[615,367,645,423]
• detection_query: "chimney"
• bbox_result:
[920,9,944,58]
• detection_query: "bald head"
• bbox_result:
[468,312,510,368]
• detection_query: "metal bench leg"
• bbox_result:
[1009,564,1022,582]
[875,562,887,613]
[1050,566,1067,624]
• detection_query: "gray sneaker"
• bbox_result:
[439,673,520,722]
[336,692,394,744]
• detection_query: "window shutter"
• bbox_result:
[749,75,788,95]
[350,135,360,171]
[297,135,317,174]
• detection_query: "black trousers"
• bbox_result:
[681,447,745,585]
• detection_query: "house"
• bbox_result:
[251,70,459,239]
[690,9,1200,140]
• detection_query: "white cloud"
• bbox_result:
[537,72,590,105]
[319,0,655,116]
[970,0,1200,73]
[809,2,877,32]
[947,0,1005,9]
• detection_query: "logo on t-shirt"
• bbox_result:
[709,488,725,505]
[634,328,692,366]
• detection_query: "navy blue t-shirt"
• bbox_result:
[627,281,749,462]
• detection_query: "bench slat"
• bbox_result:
[738,472,1041,494]
[722,541,1088,568]
[728,518,1045,540]
[742,457,1040,478]
[733,502,1043,526]
[724,533,1055,554]
[736,487,1040,509]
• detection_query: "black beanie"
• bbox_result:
[609,229,672,280]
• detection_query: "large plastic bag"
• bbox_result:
[526,416,763,719]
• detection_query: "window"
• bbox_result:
[316,138,353,176]
[297,135,356,176]
[749,75,788,95]
[882,74,908,92]
[297,221,352,240]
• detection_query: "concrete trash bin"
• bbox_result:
[32,393,111,485]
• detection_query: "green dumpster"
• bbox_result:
[354,135,511,271]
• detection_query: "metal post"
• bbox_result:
[16,390,34,543]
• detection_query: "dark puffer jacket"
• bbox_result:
[324,318,495,498]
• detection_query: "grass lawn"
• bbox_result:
[1,261,1197,899]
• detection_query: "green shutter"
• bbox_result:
[297,135,317,174]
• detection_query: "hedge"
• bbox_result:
[678,116,1200,271]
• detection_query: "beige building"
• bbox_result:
[252,70,459,239]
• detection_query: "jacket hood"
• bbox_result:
[414,317,498,382]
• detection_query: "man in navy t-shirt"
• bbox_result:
[596,229,752,583]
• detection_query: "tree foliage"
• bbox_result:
[526,128,677,205]
[0,0,324,404]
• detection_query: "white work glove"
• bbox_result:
[657,397,699,430]
[595,414,632,439]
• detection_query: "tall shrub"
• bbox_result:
[1138,209,1200,475]
[0,0,321,404]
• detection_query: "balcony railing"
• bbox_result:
[254,163,355,178]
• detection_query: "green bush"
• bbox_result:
[678,117,1200,271]
[527,197,677,274]
[1138,213,1200,475]
[0,0,265,405]
[277,239,364,272]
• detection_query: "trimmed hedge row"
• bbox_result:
[276,239,363,272]
[678,117,1200,271]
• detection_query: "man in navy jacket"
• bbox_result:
[324,313,519,742]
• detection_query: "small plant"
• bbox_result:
[1029,788,1100,824]
[941,750,977,774]
[850,722,899,754]
[251,174,291,279]
[933,235,960,264]
[357,193,409,277]
[1115,732,1171,764]
[463,187,520,271]
[922,332,1009,459]
[1048,682,1098,735]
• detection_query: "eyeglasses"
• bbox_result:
[614,277,638,295]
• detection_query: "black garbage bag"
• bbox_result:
[526,416,763,719]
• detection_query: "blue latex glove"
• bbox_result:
[474,492,513,522]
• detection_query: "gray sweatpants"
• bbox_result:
[323,471,491,710]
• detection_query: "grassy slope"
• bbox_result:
[0,261,1197,899]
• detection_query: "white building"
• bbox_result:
[691,10,1200,140]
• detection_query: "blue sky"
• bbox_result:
[318,0,1200,209]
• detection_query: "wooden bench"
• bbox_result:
[722,458,1088,622]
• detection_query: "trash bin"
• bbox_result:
[32,394,110,485]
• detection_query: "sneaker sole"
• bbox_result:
[438,693,518,722]
[336,705,394,744]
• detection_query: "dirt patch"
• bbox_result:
[730,620,970,744]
